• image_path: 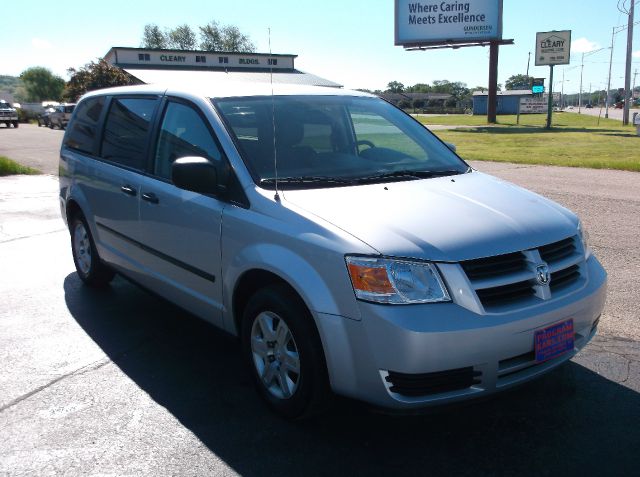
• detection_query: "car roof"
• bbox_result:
[80,81,374,102]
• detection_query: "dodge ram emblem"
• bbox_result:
[536,264,550,285]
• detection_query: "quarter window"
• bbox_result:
[154,101,223,180]
[100,97,158,170]
[63,96,105,154]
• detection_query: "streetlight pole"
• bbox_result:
[579,52,584,113]
[605,26,616,119]
[580,47,606,114]
[561,69,566,109]
[623,0,635,125]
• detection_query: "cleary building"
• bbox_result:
[104,47,342,88]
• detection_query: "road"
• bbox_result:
[563,106,628,122]
[1,124,639,476]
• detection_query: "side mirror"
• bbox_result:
[445,142,457,153]
[171,156,219,195]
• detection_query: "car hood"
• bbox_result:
[281,171,578,262]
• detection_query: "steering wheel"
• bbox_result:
[357,140,375,150]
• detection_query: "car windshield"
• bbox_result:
[213,95,468,189]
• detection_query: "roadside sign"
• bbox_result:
[520,97,547,114]
[532,78,545,94]
[535,30,571,66]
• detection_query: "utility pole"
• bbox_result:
[526,51,531,77]
[579,52,585,113]
[623,0,634,125]
[561,68,566,109]
[605,27,615,119]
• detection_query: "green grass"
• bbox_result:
[416,114,640,172]
[0,156,40,176]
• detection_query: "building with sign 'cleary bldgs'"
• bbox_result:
[104,47,342,88]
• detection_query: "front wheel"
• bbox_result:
[241,284,330,418]
[70,215,115,287]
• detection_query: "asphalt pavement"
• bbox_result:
[1,124,639,476]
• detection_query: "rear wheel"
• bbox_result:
[241,284,330,418]
[70,214,115,287]
[12,121,18,128]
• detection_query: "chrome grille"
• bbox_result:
[460,236,584,311]
[539,237,576,263]
[475,280,535,307]
[461,251,527,280]
[550,264,581,290]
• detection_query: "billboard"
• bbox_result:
[395,0,503,46]
[535,30,571,66]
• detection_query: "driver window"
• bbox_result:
[154,102,223,180]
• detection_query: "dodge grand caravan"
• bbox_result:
[59,83,607,417]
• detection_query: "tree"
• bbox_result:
[219,25,255,52]
[406,83,432,93]
[167,24,197,50]
[412,98,425,112]
[141,24,167,49]
[505,74,533,90]
[386,81,405,93]
[64,59,136,102]
[19,67,65,102]
[431,80,470,107]
[199,21,223,51]
[140,20,255,52]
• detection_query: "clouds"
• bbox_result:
[31,38,53,50]
[571,37,600,53]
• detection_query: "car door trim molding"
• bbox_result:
[96,221,216,283]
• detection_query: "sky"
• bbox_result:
[2,0,639,94]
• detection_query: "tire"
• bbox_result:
[38,119,42,127]
[49,122,54,129]
[13,121,18,128]
[241,284,331,418]
[70,214,115,287]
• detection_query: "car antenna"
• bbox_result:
[269,27,280,202]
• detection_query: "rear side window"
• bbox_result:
[63,97,104,154]
[101,97,158,170]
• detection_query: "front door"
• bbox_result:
[137,99,226,327]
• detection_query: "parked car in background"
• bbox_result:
[0,100,19,128]
[49,104,76,129]
[37,107,57,127]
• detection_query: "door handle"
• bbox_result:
[141,192,159,204]
[120,185,137,197]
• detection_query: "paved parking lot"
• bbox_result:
[1,124,639,475]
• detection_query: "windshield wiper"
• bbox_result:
[259,176,356,187]
[354,168,468,184]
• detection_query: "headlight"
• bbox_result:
[577,222,591,259]
[345,256,450,304]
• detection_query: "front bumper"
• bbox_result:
[316,255,607,409]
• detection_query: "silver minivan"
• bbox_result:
[59,83,607,417]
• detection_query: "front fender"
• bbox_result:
[223,243,362,334]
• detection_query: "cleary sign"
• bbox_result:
[535,30,571,66]
[395,0,503,46]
